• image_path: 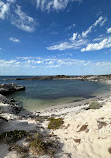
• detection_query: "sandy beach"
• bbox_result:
[0,79,111,158]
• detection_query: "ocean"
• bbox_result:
[0,76,110,111]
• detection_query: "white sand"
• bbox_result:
[0,93,111,157]
[52,99,111,158]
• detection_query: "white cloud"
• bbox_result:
[0,0,16,20]
[26,59,42,64]
[9,37,20,43]
[93,16,103,26]
[11,5,36,32]
[93,37,104,42]
[36,0,82,11]
[0,1,9,20]
[0,1,36,32]
[1,57,111,75]
[107,27,111,34]
[47,16,108,51]
[69,33,78,41]
[1,56,110,73]
[82,16,104,37]
[17,56,87,67]
[47,38,87,50]
[0,59,20,68]
[100,17,107,27]
[81,37,111,52]
[47,30,89,50]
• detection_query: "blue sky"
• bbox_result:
[0,0,111,75]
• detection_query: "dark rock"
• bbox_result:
[11,104,22,114]
[84,107,90,110]
[0,88,9,95]
[9,97,16,102]
[0,83,25,95]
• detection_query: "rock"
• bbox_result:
[84,107,90,110]
[0,94,9,104]
[0,84,25,95]
[9,97,16,102]
[0,88,9,95]
[11,104,22,114]
[14,85,25,91]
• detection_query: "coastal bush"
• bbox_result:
[48,117,64,129]
[89,101,101,109]
[29,132,57,156]
[0,130,27,143]
[30,133,47,155]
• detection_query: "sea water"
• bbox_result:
[0,76,110,111]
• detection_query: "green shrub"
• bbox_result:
[89,101,101,109]
[30,133,47,155]
[0,130,27,143]
[48,118,64,129]
[29,132,56,156]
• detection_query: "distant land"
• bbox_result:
[5,74,111,82]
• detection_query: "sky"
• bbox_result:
[0,0,111,75]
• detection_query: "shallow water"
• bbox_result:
[0,76,110,111]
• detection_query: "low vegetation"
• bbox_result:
[29,132,58,156]
[34,116,49,123]
[9,144,29,158]
[89,101,101,109]
[48,117,64,129]
[0,130,27,143]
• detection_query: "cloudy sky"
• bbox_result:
[0,0,111,75]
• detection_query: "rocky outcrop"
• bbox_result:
[0,84,25,114]
[0,83,25,95]
[0,84,25,115]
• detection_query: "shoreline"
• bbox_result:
[5,78,111,114]
[31,80,111,116]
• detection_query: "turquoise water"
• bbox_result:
[0,77,110,111]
